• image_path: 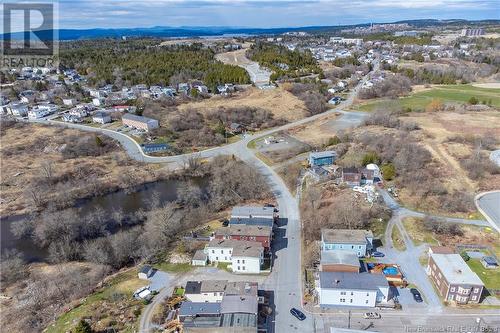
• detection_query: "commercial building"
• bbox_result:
[461,28,485,37]
[309,151,337,167]
[427,253,484,304]
[321,229,373,257]
[317,271,390,308]
[122,113,159,132]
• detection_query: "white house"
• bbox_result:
[184,280,227,303]
[231,243,264,274]
[28,104,57,119]
[92,112,112,124]
[317,271,390,308]
[138,265,154,280]
[62,98,76,106]
[92,97,105,107]
[321,229,373,257]
[191,250,208,266]
[205,239,264,274]
[7,102,29,116]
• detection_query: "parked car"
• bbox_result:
[290,308,306,321]
[363,312,381,319]
[372,251,385,257]
[410,288,423,303]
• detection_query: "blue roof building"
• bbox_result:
[141,143,169,153]
[309,151,337,167]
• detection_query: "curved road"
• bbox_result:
[475,191,500,233]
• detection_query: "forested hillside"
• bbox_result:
[59,39,250,88]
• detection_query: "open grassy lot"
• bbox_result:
[402,217,440,246]
[154,262,193,273]
[47,270,147,333]
[391,226,406,251]
[354,84,500,112]
[466,259,500,290]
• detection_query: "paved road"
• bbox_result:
[378,188,493,312]
[475,191,500,233]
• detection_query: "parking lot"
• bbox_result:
[392,287,426,308]
[255,133,311,163]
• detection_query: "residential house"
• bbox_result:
[184,280,227,303]
[309,151,337,167]
[321,229,373,257]
[92,111,112,124]
[427,253,484,304]
[481,256,498,269]
[62,98,76,106]
[62,114,83,123]
[122,113,159,132]
[69,108,89,118]
[213,225,272,250]
[92,97,105,107]
[317,271,390,308]
[205,239,264,274]
[138,265,154,280]
[320,250,362,273]
[229,206,276,228]
[7,102,28,116]
[19,90,36,103]
[179,302,222,327]
[191,250,208,266]
[28,104,57,119]
[341,167,376,186]
[229,122,245,134]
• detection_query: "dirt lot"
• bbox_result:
[287,112,343,146]
[253,133,311,165]
[178,86,308,122]
[0,122,161,216]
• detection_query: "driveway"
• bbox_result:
[148,270,171,292]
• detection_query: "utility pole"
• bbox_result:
[348,310,351,329]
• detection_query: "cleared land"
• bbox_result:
[178,86,308,122]
[353,84,500,112]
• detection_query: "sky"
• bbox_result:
[2,0,499,32]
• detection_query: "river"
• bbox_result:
[0,178,207,262]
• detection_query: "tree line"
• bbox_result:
[59,40,250,89]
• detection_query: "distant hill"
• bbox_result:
[1,19,498,41]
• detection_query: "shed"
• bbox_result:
[138,265,154,280]
[481,256,498,269]
[192,250,208,266]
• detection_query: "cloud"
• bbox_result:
[13,0,496,29]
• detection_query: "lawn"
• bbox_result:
[47,270,146,333]
[466,259,500,290]
[354,84,500,112]
[402,217,440,246]
[391,226,406,251]
[217,262,232,272]
[154,262,193,273]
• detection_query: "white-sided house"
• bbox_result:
[205,239,263,274]
[317,271,390,308]
[231,242,264,274]
[92,111,112,124]
[184,280,227,303]
[92,97,105,107]
[7,102,29,116]
[62,98,76,106]
[321,229,373,257]
[191,249,208,266]
[28,104,58,119]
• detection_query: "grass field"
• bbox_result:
[466,259,500,290]
[154,262,193,273]
[354,84,500,112]
[391,226,406,251]
[402,217,440,246]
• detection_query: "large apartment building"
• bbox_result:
[427,253,484,304]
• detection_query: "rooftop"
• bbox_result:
[221,295,258,314]
[224,281,258,296]
[431,253,484,286]
[322,229,373,244]
[201,280,228,293]
[320,250,361,267]
[231,206,275,219]
[207,239,262,256]
[214,225,272,238]
[122,113,157,124]
[229,217,274,228]
[179,302,221,317]
[319,271,388,290]
[310,150,337,159]
[192,249,208,261]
